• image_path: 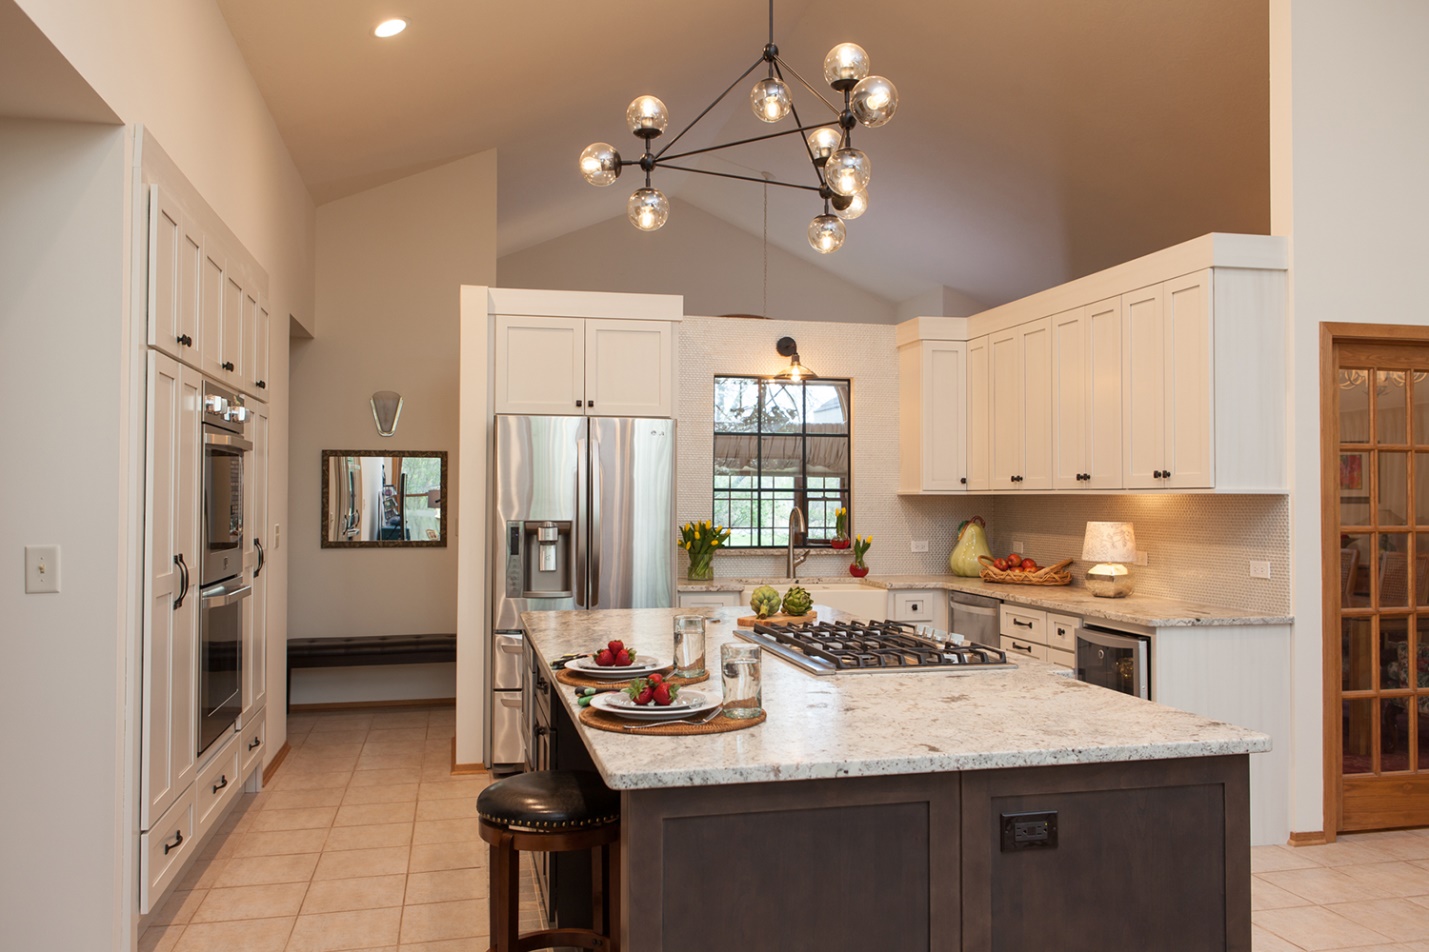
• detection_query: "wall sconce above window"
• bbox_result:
[774,336,817,381]
[371,391,403,437]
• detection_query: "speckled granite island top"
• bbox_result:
[678,574,1293,627]
[521,605,1271,791]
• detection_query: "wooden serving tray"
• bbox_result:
[735,610,817,627]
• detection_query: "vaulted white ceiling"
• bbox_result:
[216,0,1268,309]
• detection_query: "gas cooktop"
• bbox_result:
[735,619,1016,676]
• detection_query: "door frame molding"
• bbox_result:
[1319,321,1429,840]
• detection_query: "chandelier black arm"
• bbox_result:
[657,121,840,164]
[771,60,830,190]
[657,163,823,192]
[772,54,842,116]
[655,55,768,159]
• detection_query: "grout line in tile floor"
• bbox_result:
[137,705,550,952]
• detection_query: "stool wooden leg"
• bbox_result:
[607,835,621,952]
[489,830,523,952]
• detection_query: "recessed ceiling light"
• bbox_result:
[374,18,407,38]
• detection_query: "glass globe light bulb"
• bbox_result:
[823,43,870,87]
[806,126,842,162]
[626,96,669,137]
[627,187,669,232]
[833,189,868,221]
[825,148,871,197]
[579,143,622,187]
[750,77,793,123]
[850,75,899,128]
[808,214,846,254]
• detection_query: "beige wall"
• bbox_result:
[1272,0,1429,834]
[498,200,898,324]
[288,150,497,701]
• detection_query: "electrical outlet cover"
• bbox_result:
[910,540,929,553]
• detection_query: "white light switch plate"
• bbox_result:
[1249,560,1271,579]
[25,545,60,593]
[1013,540,1025,553]
[1135,550,1148,567]
[910,540,929,553]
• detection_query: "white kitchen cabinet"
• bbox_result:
[494,315,674,417]
[888,590,950,631]
[139,783,194,914]
[989,318,1052,490]
[966,335,991,491]
[242,403,268,729]
[250,298,271,398]
[1052,299,1123,490]
[898,340,967,492]
[146,186,201,363]
[195,731,242,840]
[677,592,743,609]
[1001,635,1048,662]
[141,351,200,832]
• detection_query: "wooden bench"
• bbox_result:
[286,633,457,710]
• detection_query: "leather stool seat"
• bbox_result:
[477,770,619,832]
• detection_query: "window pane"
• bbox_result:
[1383,698,1410,772]
[760,436,803,476]
[1340,369,1370,443]
[1382,617,1410,689]
[1415,372,1429,445]
[714,434,759,478]
[714,377,762,432]
[760,380,805,433]
[1341,533,1373,609]
[1381,452,1408,525]
[1380,537,1411,609]
[806,436,850,479]
[1342,617,1373,691]
[804,380,850,434]
[1343,699,1374,775]
[1377,370,1408,445]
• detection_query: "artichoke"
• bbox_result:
[750,585,782,618]
[781,585,813,617]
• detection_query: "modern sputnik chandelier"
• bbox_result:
[578,1,898,254]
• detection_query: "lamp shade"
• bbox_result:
[371,391,403,437]
[1081,522,1135,563]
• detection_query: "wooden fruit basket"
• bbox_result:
[977,556,1074,586]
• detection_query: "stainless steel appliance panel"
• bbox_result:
[589,416,675,611]
[492,631,524,691]
[1075,625,1151,699]
[198,580,248,754]
[950,590,1002,647]
[490,692,524,766]
[491,415,586,630]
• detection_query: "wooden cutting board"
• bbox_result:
[735,610,817,628]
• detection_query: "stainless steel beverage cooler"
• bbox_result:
[488,415,675,768]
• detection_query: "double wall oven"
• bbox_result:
[198,381,251,755]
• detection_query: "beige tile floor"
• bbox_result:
[138,706,546,952]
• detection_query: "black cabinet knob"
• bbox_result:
[222,361,234,371]
[587,401,594,408]
[959,477,967,485]
[576,400,582,407]
[257,380,266,389]
[1163,470,1171,479]
[177,334,193,347]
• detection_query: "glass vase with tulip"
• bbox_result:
[679,520,729,581]
[849,534,872,578]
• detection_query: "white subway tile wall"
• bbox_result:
[676,316,980,579]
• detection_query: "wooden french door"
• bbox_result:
[1325,328,1429,833]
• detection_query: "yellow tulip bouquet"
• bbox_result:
[831,506,851,548]
[679,519,730,581]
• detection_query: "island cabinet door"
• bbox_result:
[620,774,961,952]
[959,755,1251,952]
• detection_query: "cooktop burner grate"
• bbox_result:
[736,619,1015,676]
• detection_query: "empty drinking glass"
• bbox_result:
[720,643,762,718]
[672,614,707,678]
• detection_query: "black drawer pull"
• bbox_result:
[587,401,595,408]
[248,735,261,751]
[1162,469,1171,478]
[212,774,228,794]
[1013,618,1033,628]
[162,829,183,854]
[221,360,234,371]
[576,400,583,407]
[1012,641,1033,653]
[177,334,193,347]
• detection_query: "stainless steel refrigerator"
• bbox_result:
[488,414,675,767]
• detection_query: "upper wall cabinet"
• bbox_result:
[898,340,967,492]
[494,315,674,418]
[896,234,1288,495]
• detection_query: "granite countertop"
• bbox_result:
[677,575,1292,627]
[522,606,1271,791]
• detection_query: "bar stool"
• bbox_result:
[476,770,621,952]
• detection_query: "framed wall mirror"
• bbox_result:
[321,450,448,547]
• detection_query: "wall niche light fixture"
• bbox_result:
[578,0,899,254]
[371,391,403,437]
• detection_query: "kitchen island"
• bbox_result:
[522,606,1270,951]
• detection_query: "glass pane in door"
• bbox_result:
[1343,698,1375,775]
[1380,617,1410,689]
[1340,369,1370,443]
[1381,697,1411,772]
[1342,617,1373,692]
[1377,370,1408,443]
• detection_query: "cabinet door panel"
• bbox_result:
[147,187,181,358]
[1020,318,1053,490]
[243,407,268,725]
[989,329,1024,488]
[925,342,967,490]
[1086,297,1123,489]
[1051,308,1088,490]
[252,299,271,396]
[966,336,991,491]
[495,315,585,414]
[199,241,226,380]
[223,269,245,386]
[1163,271,1214,489]
[585,319,672,417]
[1122,285,1165,489]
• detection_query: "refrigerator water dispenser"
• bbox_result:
[505,520,573,598]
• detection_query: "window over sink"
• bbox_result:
[712,375,851,547]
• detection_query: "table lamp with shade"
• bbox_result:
[1082,521,1136,597]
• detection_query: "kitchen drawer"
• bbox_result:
[1048,646,1076,670]
[494,632,525,691]
[139,782,195,914]
[678,592,742,609]
[196,732,241,840]
[891,591,935,622]
[240,715,266,777]
[1047,613,1081,653]
[1000,605,1047,644]
[1001,634,1048,662]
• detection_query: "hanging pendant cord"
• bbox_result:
[763,172,770,317]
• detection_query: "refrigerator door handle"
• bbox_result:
[574,426,588,608]
[590,433,602,609]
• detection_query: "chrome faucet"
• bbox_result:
[787,506,809,579]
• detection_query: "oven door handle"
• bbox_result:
[203,430,253,452]
[200,582,253,608]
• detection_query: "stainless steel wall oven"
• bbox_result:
[198,381,250,755]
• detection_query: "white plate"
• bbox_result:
[590,688,717,721]
[566,656,672,679]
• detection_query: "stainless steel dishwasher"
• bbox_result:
[949,590,1002,647]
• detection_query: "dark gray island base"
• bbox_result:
[523,608,1262,952]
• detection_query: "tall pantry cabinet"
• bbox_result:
[137,129,273,912]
